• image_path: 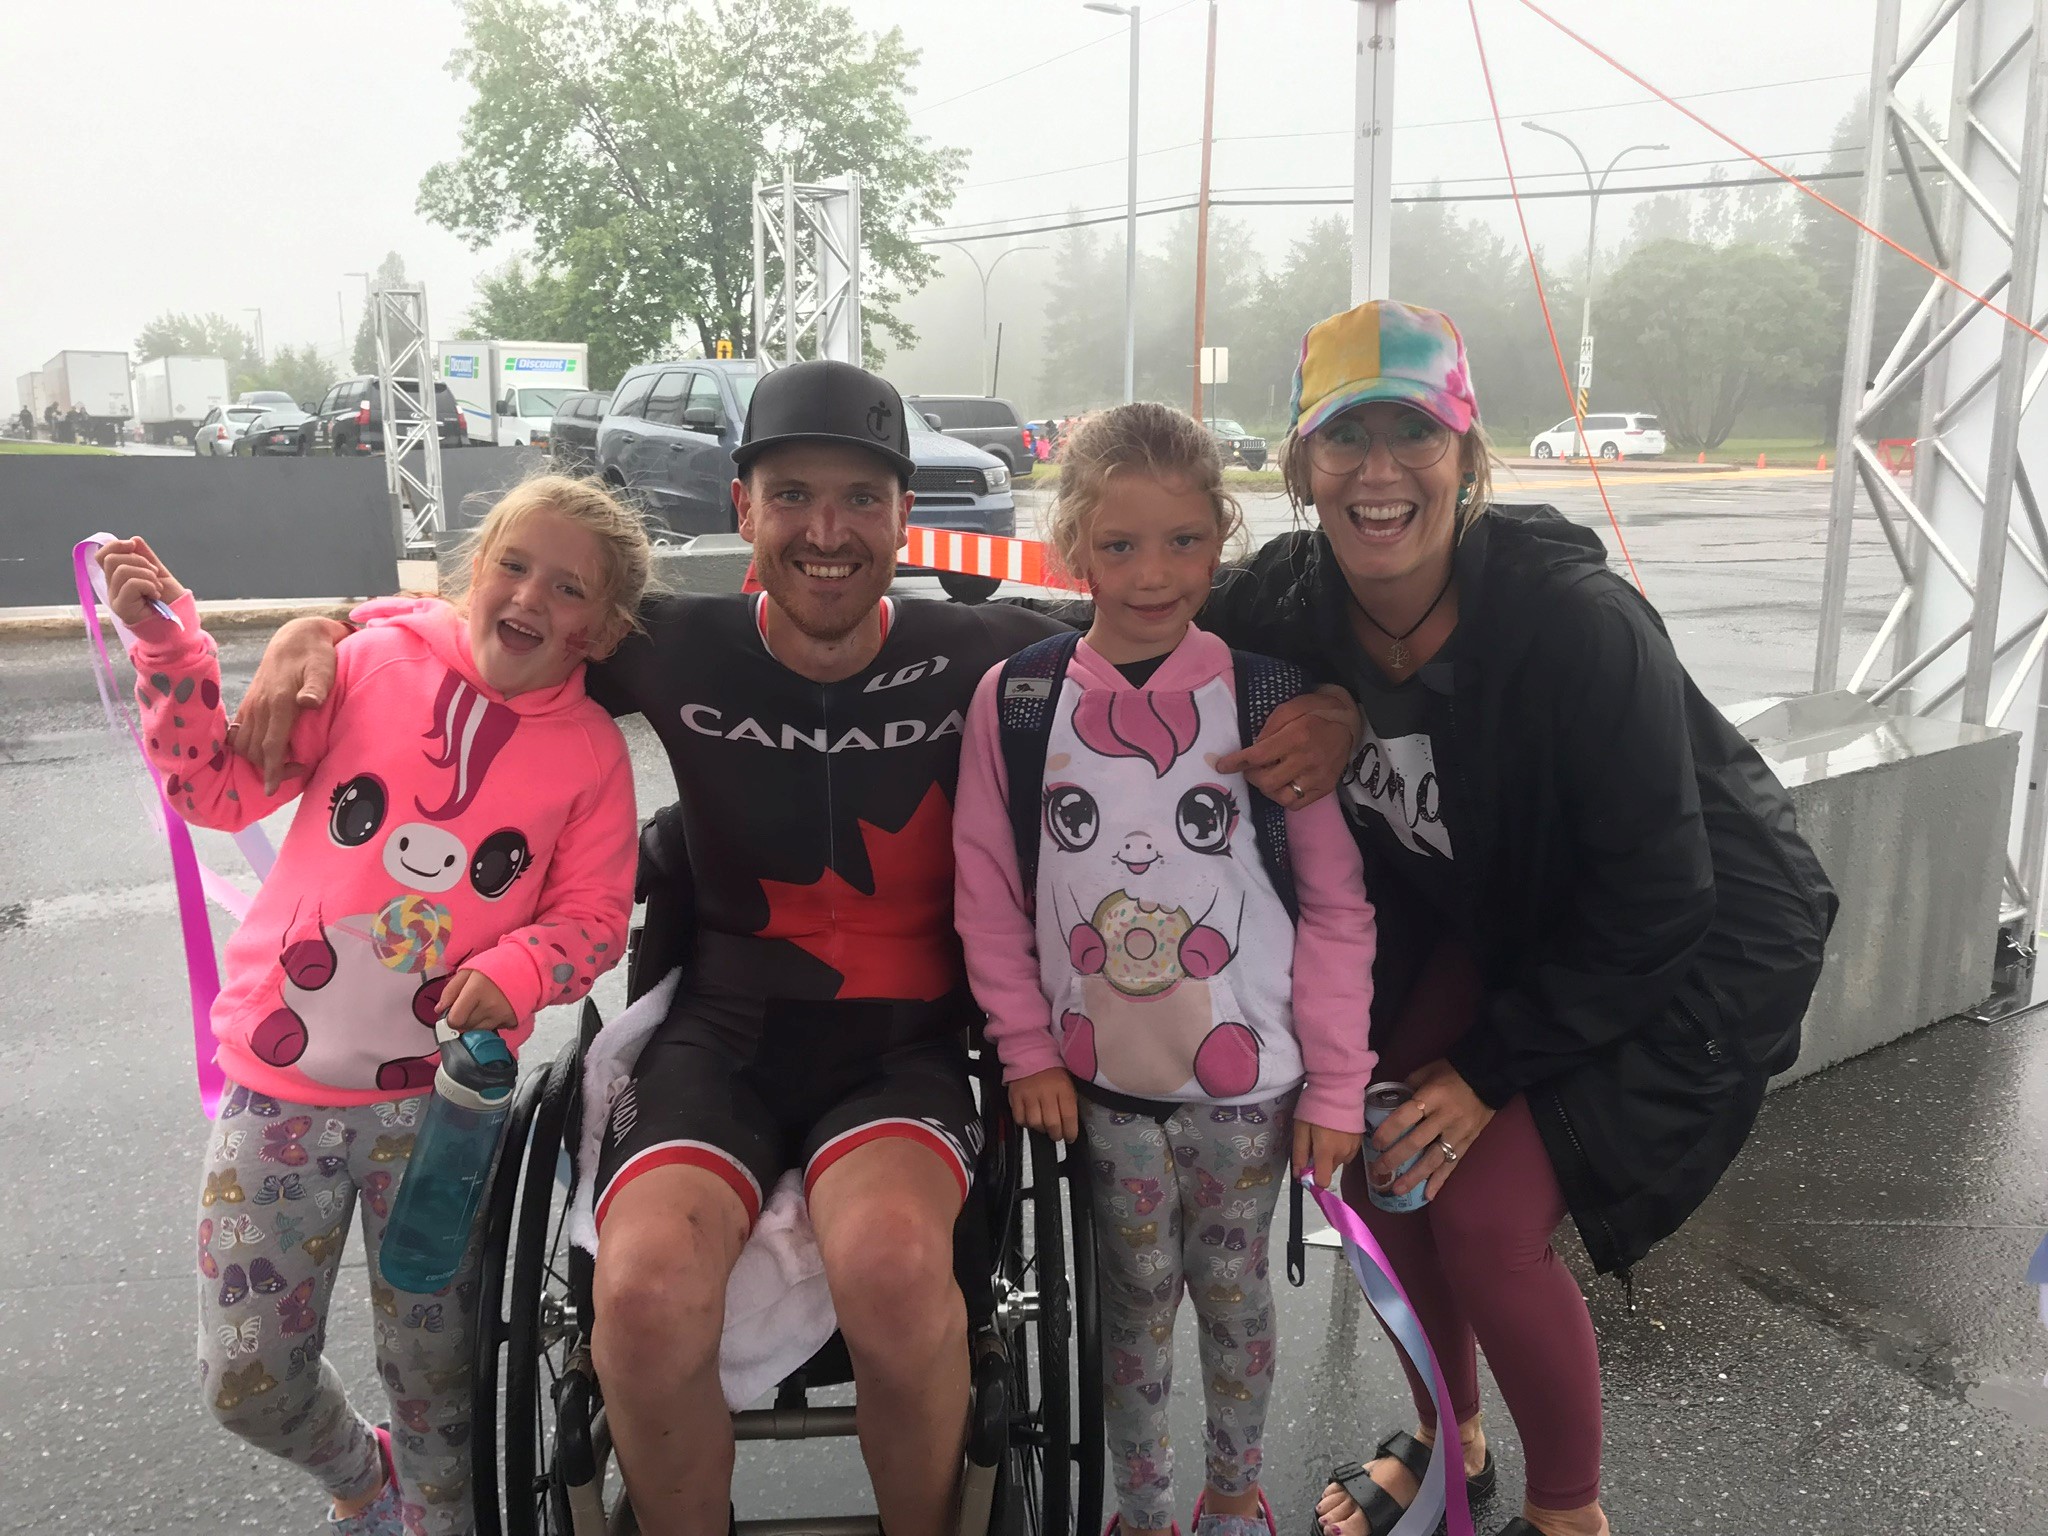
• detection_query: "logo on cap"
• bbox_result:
[867,401,894,441]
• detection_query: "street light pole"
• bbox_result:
[1190,0,1218,424]
[1521,125,1667,424]
[1084,1,1141,402]
[931,242,1048,395]
[243,308,265,367]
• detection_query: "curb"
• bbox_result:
[1499,457,1743,474]
[0,601,360,640]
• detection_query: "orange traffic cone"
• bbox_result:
[1818,452,1828,471]
[1696,451,1706,465]
[1757,452,1767,469]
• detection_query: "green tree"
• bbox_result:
[419,0,964,369]
[1235,216,1349,433]
[352,252,410,373]
[238,343,338,407]
[134,311,261,380]
[1599,240,1834,450]
[1039,223,1124,411]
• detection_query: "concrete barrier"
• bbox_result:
[1733,691,2020,1082]
[0,455,399,606]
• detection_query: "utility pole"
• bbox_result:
[1351,0,1397,303]
[1190,0,1218,422]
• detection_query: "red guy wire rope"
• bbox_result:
[1514,0,2048,351]
[1464,0,1645,594]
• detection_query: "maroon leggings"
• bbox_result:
[1341,941,1604,1510]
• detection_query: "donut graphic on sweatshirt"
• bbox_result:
[1040,680,1276,1101]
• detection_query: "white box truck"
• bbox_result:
[43,350,135,445]
[133,355,231,446]
[436,340,589,446]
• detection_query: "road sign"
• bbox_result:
[1577,334,1594,389]
[715,337,734,359]
[1200,346,1230,385]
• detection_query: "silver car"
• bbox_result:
[193,404,271,457]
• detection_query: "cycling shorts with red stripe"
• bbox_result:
[592,992,980,1233]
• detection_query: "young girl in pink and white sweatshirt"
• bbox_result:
[96,475,649,1536]
[953,404,1378,1536]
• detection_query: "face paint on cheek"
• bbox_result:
[564,628,592,655]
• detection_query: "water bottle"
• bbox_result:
[379,1022,518,1294]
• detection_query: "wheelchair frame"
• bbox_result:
[468,1001,1106,1536]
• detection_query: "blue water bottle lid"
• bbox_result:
[433,1022,516,1105]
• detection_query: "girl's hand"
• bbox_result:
[1217,684,1358,807]
[95,537,186,628]
[1291,1117,1362,1189]
[438,969,515,1033]
[1008,1067,1079,1143]
[1366,1059,1494,1201]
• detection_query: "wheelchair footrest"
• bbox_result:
[732,1404,859,1441]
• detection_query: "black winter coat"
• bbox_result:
[1196,506,1837,1275]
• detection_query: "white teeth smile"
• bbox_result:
[798,562,855,579]
[1347,502,1416,538]
[502,620,542,638]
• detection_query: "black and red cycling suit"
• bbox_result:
[588,591,1062,1228]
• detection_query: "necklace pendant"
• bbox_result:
[1386,639,1410,670]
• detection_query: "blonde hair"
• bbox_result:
[1045,403,1245,584]
[450,472,655,645]
[1279,417,1496,533]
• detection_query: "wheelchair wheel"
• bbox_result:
[995,1126,1102,1536]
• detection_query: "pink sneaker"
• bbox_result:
[1104,1517,1183,1536]
[328,1424,402,1536]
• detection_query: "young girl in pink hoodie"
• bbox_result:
[96,475,649,1536]
[953,404,1378,1536]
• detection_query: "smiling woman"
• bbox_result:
[1184,299,1837,1536]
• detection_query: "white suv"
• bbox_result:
[1529,412,1666,461]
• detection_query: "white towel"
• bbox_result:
[567,968,840,1410]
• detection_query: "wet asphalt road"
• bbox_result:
[3,469,2045,1533]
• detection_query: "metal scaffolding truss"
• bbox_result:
[369,285,446,547]
[1815,0,2048,932]
[751,168,864,366]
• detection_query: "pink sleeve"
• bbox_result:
[127,592,338,832]
[1284,793,1377,1134]
[461,725,638,1026]
[952,664,1064,1082]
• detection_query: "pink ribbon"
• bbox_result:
[1303,1173,1476,1536]
[73,535,274,1118]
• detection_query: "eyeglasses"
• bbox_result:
[1306,414,1454,475]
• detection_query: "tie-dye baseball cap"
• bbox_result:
[1288,300,1479,439]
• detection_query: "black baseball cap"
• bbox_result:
[731,359,917,484]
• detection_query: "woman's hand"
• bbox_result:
[1292,1117,1363,1189]
[438,969,516,1033]
[1008,1067,1080,1143]
[1217,683,1359,808]
[95,537,186,628]
[1366,1059,1494,1201]
[233,616,350,793]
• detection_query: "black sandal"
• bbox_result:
[1491,1522,1539,1536]
[1315,1431,1498,1536]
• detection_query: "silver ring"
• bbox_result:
[1290,780,1305,800]
[1438,1139,1459,1163]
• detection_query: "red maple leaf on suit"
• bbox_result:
[755,782,960,1000]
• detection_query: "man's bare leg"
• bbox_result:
[591,1165,752,1536]
[809,1139,970,1536]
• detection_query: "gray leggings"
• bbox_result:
[1082,1090,1294,1530]
[195,1082,483,1535]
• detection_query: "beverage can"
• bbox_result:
[1362,1081,1428,1213]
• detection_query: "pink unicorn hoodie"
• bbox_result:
[953,626,1378,1133]
[125,594,636,1106]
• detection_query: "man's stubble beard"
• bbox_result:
[757,542,897,644]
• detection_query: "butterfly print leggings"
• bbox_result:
[195,1082,485,1536]
[1081,1090,1295,1531]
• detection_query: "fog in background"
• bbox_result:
[2,0,1950,434]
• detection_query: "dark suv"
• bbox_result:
[305,375,466,456]
[598,359,1016,540]
[905,395,1036,478]
[547,390,610,472]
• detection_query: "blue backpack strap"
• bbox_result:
[996,631,1084,907]
[1231,649,1312,924]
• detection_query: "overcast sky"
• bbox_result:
[2,0,1946,396]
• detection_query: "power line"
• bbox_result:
[912,0,1200,116]
[912,165,1937,246]
[952,68,1871,194]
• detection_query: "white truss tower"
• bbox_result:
[751,168,864,366]
[370,284,446,547]
[1814,0,2048,936]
